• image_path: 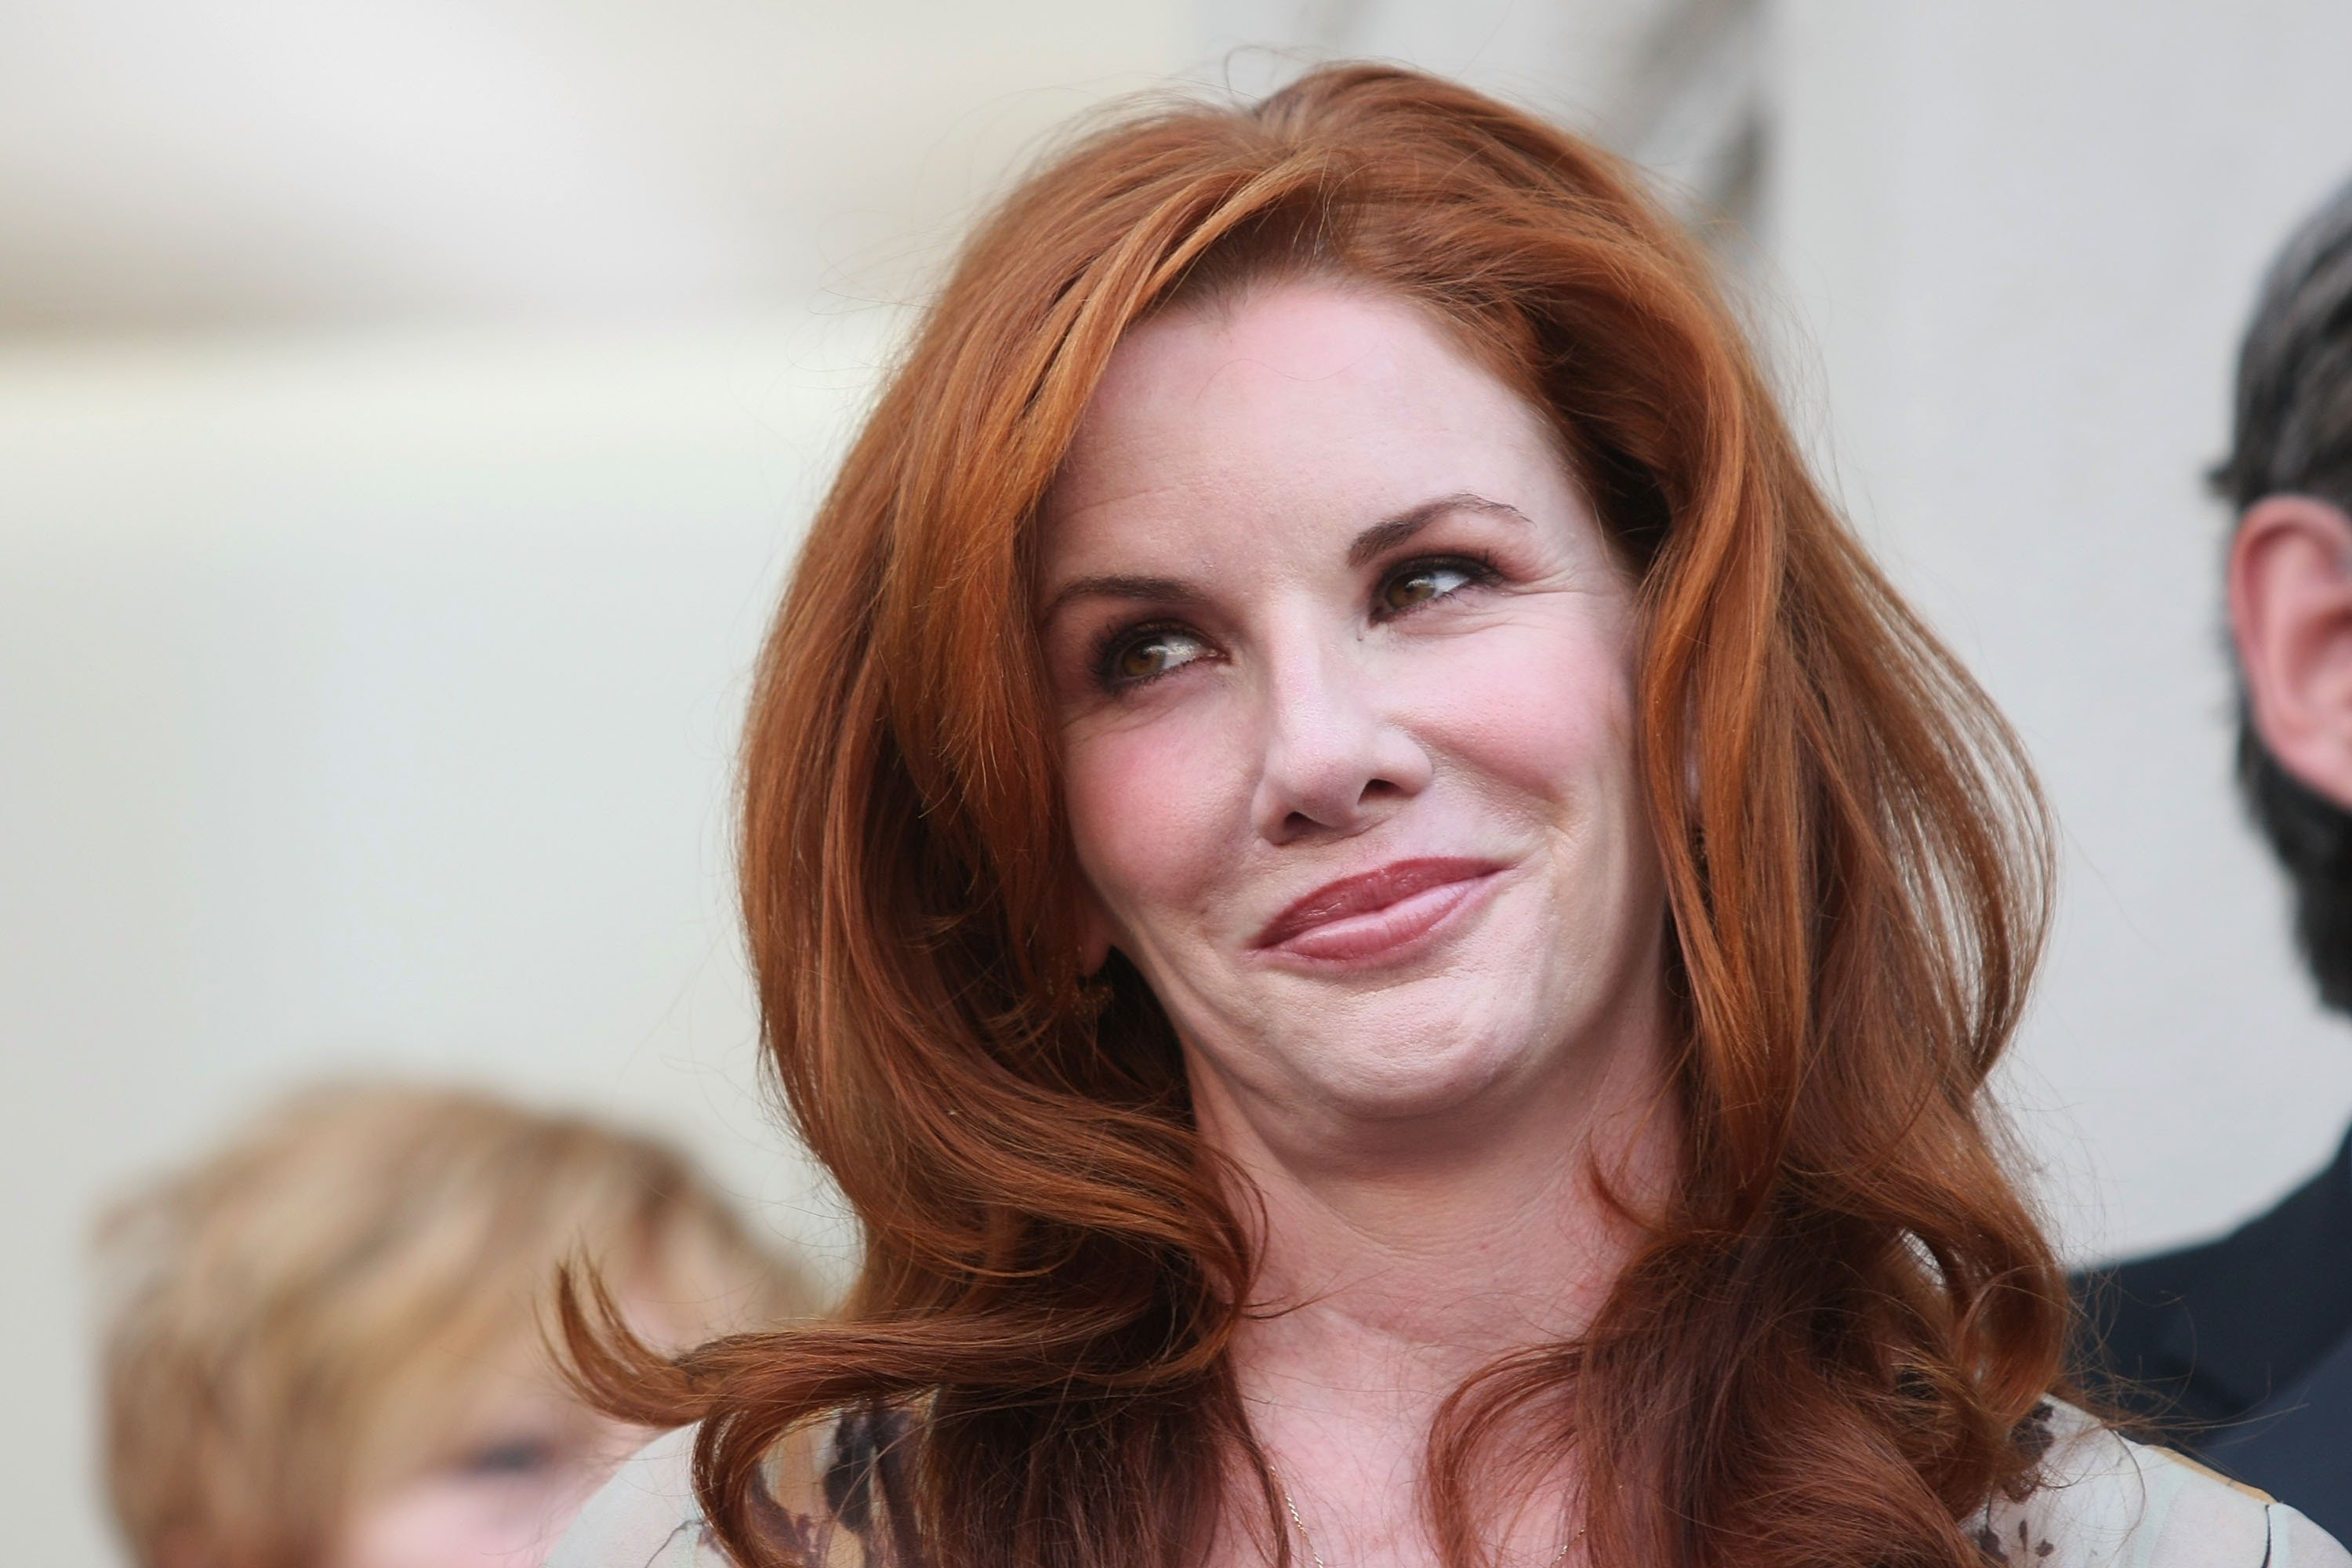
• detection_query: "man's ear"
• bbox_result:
[153,1527,221,1568]
[2230,493,2352,811]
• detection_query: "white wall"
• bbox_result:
[1766,0,2352,1260]
[0,0,1189,328]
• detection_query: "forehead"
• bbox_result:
[1042,283,1566,563]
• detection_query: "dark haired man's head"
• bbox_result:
[2224,173,2352,1011]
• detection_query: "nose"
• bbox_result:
[1249,629,1432,844]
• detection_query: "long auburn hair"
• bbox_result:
[574,64,2067,1568]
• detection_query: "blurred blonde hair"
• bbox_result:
[93,1080,821,1568]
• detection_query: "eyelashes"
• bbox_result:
[1091,620,1212,689]
[1087,551,1503,694]
[1376,554,1495,614]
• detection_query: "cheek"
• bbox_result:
[332,1483,539,1568]
[328,1460,612,1568]
[1063,705,1254,929]
[1409,618,1642,810]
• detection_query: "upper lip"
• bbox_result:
[1250,856,1504,950]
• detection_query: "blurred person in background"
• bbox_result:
[557,67,2343,1568]
[2077,174,2352,1532]
[93,1080,818,1568]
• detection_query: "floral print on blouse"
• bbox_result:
[553,1398,2349,1568]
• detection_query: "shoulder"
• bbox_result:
[553,1416,881,1568]
[1981,1400,2351,1567]
[2071,1129,2352,1428]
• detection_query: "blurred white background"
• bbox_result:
[6,2,2352,1560]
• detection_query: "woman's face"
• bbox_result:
[1040,282,1669,1152]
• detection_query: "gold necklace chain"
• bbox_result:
[1276,1480,1580,1568]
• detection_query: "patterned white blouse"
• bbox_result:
[553,1399,2350,1568]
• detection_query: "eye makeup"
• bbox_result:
[1080,548,1509,697]
[1091,619,1216,691]
[1370,551,1502,619]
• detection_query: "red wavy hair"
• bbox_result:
[575,63,2067,1568]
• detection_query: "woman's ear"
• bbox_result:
[2230,494,2352,811]
[1075,883,1116,976]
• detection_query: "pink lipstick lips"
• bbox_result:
[1251,856,1504,964]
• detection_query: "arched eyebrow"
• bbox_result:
[1040,573,1203,622]
[1041,492,1530,621]
[1346,492,1530,567]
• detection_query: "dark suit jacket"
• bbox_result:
[2071,1127,2352,1540]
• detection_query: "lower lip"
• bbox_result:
[1262,869,1503,964]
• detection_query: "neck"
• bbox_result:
[1217,1027,1677,1407]
[1192,996,1679,1566]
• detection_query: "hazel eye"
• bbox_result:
[1378,559,1482,614]
[1103,626,1209,688]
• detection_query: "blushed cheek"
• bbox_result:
[1064,720,1249,942]
[1408,628,1637,811]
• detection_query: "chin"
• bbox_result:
[1283,1002,1558,1123]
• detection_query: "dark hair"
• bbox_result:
[2219,173,2352,1011]
[576,64,2067,1568]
